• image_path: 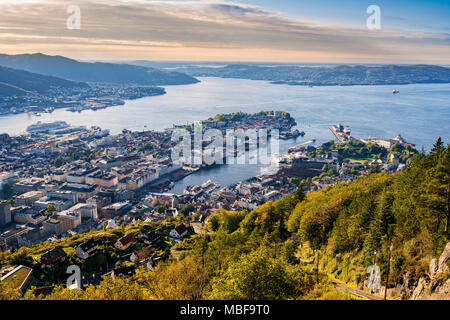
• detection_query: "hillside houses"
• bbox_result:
[170,224,188,239]
[130,246,154,263]
[115,233,136,251]
[41,246,67,267]
[75,239,98,259]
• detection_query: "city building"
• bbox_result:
[101,201,132,220]
[12,177,44,193]
[0,265,33,295]
[56,210,81,233]
[0,226,29,248]
[0,172,16,190]
[15,191,45,207]
[85,172,118,188]
[0,200,11,227]
[63,203,98,220]
[43,219,63,236]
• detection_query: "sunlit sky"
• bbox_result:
[0,0,449,63]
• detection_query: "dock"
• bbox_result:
[330,124,351,143]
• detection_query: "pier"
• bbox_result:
[330,124,351,143]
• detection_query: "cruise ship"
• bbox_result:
[27,121,70,134]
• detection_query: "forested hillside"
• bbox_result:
[179,64,450,86]
[0,53,199,86]
[1,139,448,300]
[0,65,88,96]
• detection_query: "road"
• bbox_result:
[330,278,384,300]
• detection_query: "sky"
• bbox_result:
[0,0,449,63]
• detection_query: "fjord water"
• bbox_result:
[1,77,449,191]
[1,77,449,149]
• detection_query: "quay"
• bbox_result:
[330,124,351,143]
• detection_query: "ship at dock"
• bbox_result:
[287,139,316,153]
[330,124,351,143]
[184,180,220,196]
[90,104,107,110]
[26,121,70,134]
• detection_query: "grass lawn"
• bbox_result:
[2,266,32,290]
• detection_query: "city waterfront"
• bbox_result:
[1,78,449,150]
[0,78,450,192]
[1,77,449,191]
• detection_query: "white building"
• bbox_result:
[169,224,188,239]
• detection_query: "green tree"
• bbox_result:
[363,191,395,262]
[289,177,300,187]
[156,205,166,214]
[369,164,381,174]
[146,256,207,300]
[208,247,300,299]
[428,146,450,233]
[1,182,13,199]
[53,156,66,168]
[294,185,306,203]
[179,204,195,218]
[431,137,444,155]
[46,204,57,215]
[281,239,299,264]
[207,214,220,232]
[0,279,22,300]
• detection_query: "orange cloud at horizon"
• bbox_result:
[1,43,444,64]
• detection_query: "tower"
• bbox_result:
[171,196,178,209]
[0,200,11,227]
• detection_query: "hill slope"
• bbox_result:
[0,82,27,96]
[0,140,448,300]
[179,64,450,86]
[0,53,199,86]
[0,66,88,96]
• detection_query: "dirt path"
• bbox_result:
[330,279,384,300]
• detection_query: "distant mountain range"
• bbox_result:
[0,65,88,96]
[176,64,450,86]
[0,53,199,86]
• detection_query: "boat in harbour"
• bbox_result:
[27,121,70,134]
[288,145,306,153]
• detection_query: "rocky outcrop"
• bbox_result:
[410,242,450,300]
[411,277,428,299]
[431,242,450,276]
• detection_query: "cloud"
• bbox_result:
[0,0,449,63]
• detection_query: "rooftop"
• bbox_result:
[0,265,33,292]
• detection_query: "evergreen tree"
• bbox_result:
[431,137,444,155]
[294,184,306,203]
[1,182,13,199]
[363,191,395,261]
[434,146,450,233]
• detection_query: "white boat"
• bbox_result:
[27,121,70,134]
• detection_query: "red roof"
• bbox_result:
[118,233,136,246]
[174,224,187,235]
